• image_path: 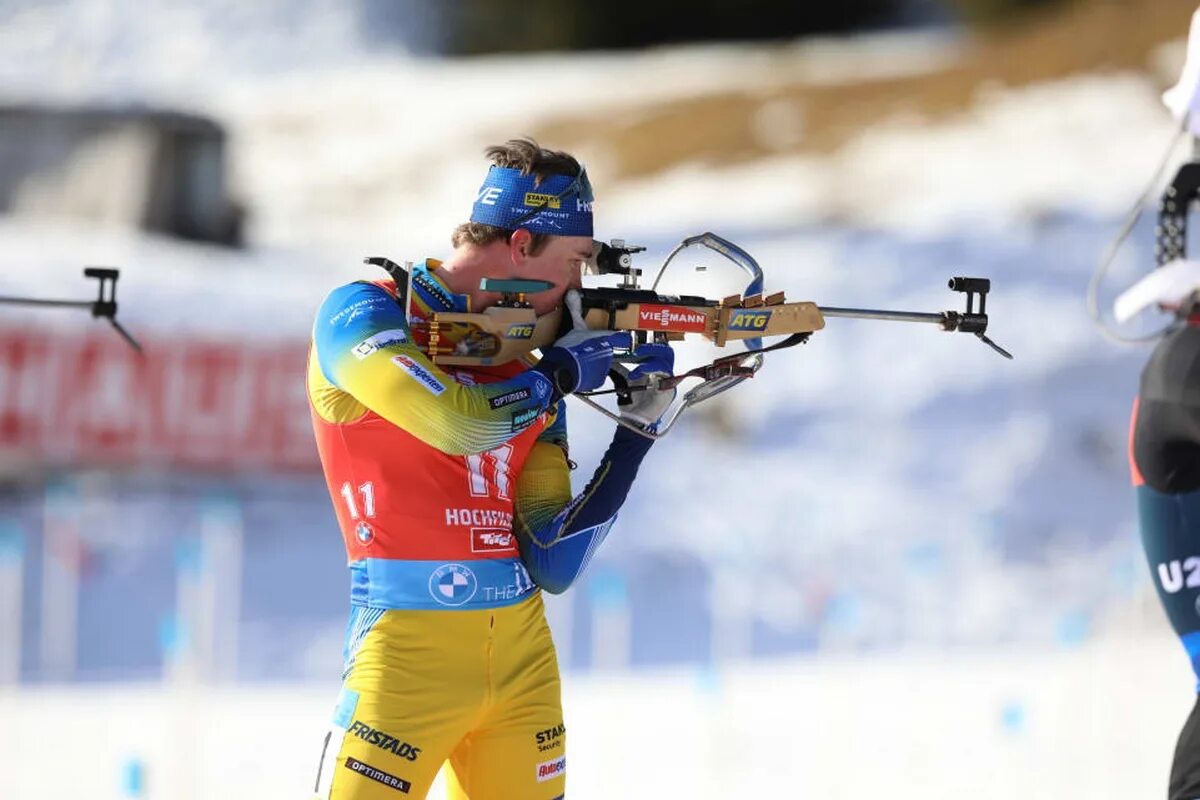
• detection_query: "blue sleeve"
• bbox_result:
[514,426,654,594]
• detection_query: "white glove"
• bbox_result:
[611,343,676,431]
[534,289,632,394]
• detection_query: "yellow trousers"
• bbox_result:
[313,592,566,799]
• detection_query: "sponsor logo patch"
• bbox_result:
[412,271,456,310]
[637,304,708,333]
[511,407,540,432]
[330,296,389,327]
[523,192,561,209]
[347,721,421,761]
[445,508,514,528]
[489,388,531,409]
[477,187,503,206]
[536,756,566,783]
[391,355,446,396]
[505,323,535,340]
[344,757,412,794]
[727,309,772,332]
[536,723,565,752]
[428,563,478,607]
[351,328,408,359]
[479,562,534,603]
[470,528,516,554]
[355,522,374,546]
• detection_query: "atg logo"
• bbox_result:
[506,323,535,340]
[536,756,566,783]
[637,304,707,333]
[727,310,771,331]
[429,563,478,607]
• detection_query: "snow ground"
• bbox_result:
[0,636,1188,800]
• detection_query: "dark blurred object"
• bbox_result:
[0,105,244,246]
[439,0,907,55]
[944,0,1067,27]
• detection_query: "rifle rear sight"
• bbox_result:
[593,240,647,288]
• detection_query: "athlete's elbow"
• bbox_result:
[536,578,573,595]
[527,564,575,595]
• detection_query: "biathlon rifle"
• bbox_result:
[0,267,142,352]
[370,232,1010,439]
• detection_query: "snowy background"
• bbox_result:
[0,0,1196,797]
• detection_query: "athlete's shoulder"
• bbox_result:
[312,278,414,385]
[315,279,400,329]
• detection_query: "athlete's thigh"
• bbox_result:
[445,709,567,800]
[446,598,566,800]
[313,683,453,799]
[313,608,489,799]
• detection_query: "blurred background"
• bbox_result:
[0,0,1195,797]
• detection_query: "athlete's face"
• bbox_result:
[512,234,591,316]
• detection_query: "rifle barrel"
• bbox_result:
[0,296,94,310]
[818,306,948,326]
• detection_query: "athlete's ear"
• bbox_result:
[509,228,533,267]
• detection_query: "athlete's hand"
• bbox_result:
[612,342,676,432]
[534,289,631,396]
[535,329,633,395]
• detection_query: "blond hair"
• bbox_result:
[451,138,584,255]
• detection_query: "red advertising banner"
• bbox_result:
[0,325,318,472]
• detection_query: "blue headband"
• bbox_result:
[470,166,594,237]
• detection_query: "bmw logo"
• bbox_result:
[355,522,374,545]
[428,563,478,607]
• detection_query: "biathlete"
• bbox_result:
[307,139,674,799]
